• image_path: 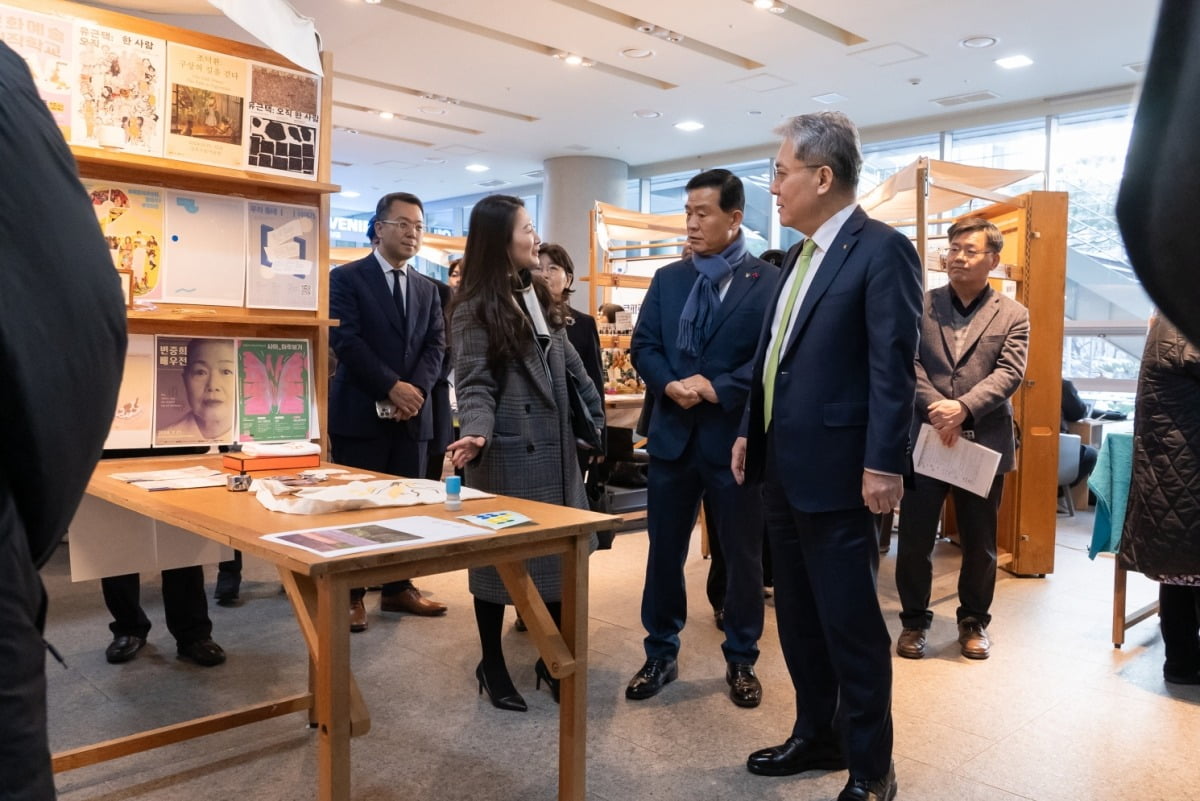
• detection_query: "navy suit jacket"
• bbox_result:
[742,206,923,512]
[632,252,780,464]
[328,254,445,441]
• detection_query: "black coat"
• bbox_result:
[1118,314,1200,577]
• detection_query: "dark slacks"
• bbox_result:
[763,464,893,781]
[641,439,764,665]
[895,472,1005,630]
[102,566,213,645]
[331,431,426,599]
[1159,583,1200,677]
[705,494,772,612]
[0,501,55,801]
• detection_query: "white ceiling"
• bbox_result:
[104,0,1159,212]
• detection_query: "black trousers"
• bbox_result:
[101,566,212,645]
[705,495,773,612]
[895,472,1006,630]
[641,441,764,665]
[331,432,424,599]
[763,455,892,780]
[0,499,55,801]
[1160,583,1200,676]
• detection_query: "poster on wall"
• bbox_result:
[165,43,246,168]
[245,62,320,179]
[237,338,312,442]
[70,21,165,154]
[104,334,154,449]
[163,190,245,306]
[0,7,74,135]
[245,200,318,310]
[82,179,164,300]
[154,335,238,447]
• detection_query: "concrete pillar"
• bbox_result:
[542,156,628,314]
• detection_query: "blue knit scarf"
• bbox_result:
[675,235,746,356]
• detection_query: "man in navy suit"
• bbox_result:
[732,113,922,801]
[625,169,780,708]
[330,192,448,630]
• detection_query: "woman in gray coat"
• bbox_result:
[446,195,602,711]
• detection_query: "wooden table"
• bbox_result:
[55,455,619,801]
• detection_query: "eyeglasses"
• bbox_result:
[769,163,825,183]
[377,218,425,235]
[532,263,565,275]
[939,246,997,262]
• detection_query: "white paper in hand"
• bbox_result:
[912,423,1002,497]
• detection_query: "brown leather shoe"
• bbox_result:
[350,599,368,632]
[896,628,926,659]
[958,619,990,659]
[380,586,447,616]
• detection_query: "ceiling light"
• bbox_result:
[811,92,847,105]
[465,164,490,173]
[960,35,997,49]
[377,110,394,120]
[749,0,787,13]
[553,51,594,67]
[363,0,381,4]
[339,190,360,198]
[633,20,656,34]
[674,120,704,132]
[621,48,655,59]
[995,54,1033,69]
[633,109,661,119]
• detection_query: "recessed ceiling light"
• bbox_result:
[339,190,361,198]
[811,92,848,105]
[465,164,490,173]
[621,48,655,59]
[418,106,446,115]
[995,54,1033,69]
[674,120,704,132]
[633,109,662,119]
[960,35,997,49]
[377,110,394,120]
[363,0,381,4]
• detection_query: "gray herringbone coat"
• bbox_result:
[451,294,602,604]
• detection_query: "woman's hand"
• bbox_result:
[446,435,485,469]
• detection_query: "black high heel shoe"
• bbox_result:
[534,658,560,704]
[476,662,527,712]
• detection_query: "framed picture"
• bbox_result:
[116,268,134,308]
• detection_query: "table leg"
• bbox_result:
[316,574,352,801]
[559,536,589,801]
[279,568,371,736]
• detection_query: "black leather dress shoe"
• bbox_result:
[838,761,897,801]
[625,658,677,700]
[726,663,762,708]
[177,638,226,667]
[747,735,846,776]
[105,635,145,664]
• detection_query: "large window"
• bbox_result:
[861,134,941,195]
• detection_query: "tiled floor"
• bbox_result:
[42,508,1200,801]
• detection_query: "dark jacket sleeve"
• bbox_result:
[1061,378,1088,425]
[0,43,127,566]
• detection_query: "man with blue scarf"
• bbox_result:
[625,169,780,708]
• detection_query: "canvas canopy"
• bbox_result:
[858,158,1039,222]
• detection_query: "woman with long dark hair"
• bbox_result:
[446,195,602,711]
